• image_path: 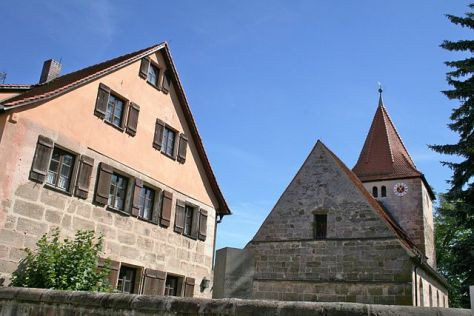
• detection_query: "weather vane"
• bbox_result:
[377,82,383,95]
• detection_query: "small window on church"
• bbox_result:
[314,214,327,239]
[372,186,378,197]
[381,186,387,197]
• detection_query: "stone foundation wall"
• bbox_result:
[0,139,216,298]
[0,287,469,316]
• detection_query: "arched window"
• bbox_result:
[372,186,378,197]
[429,285,433,307]
[419,278,424,306]
[381,186,387,197]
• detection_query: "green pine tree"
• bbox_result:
[430,3,474,309]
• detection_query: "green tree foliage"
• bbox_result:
[11,229,112,292]
[434,195,470,307]
[430,3,474,309]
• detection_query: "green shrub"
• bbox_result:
[11,228,112,292]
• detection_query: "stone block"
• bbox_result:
[118,231,136,245]
[0,245,9,259]
[137,236,154,251]
[13,199,44,220]
[9,247,26,261]
[0,259,18,273]
[40,190,67,210]
[114,215,132,231]
[45,209,62,224]
[105,241,121,255]
[120,245,140,259]
[93,207,113,225]
[15,182,40,201]
[134,223,151,237]
[16,217,48,236]
[4,215,17,230]
[96,224,117,240]
[72,217,95,231]
[76,204,92,218]
[0,230,24,247]
[61,214,72,229]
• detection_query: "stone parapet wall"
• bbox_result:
[0,287,469,316]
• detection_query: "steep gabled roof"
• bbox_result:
[0,42,230,215]
[353,96,422,182]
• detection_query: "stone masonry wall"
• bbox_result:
[361,178,436,268]
[0,287,470,316]
[248,239,413,305]
[0,133,216,298]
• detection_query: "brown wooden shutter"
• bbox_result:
[95,84,110,118]
[142,268,166,295]
[74,155,94,199]
[162,71,170,94]
[30,135,54,183]
[184,277,195,297]
[125,102,140,136]
[98,258,120,290]
[95,163,113,205]
[174,200,185,234]
[160,190,172,227]
[153,119,165,150]
[198,209,208,241]
[177,134,188,163]
[131,178,143,217]
[139,58,150,79]
[151,188,162,225]
[190,206,200,239]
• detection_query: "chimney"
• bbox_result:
[39,59,61,83]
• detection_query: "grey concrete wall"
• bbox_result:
[213,247,255,299]
[0,287,469,316]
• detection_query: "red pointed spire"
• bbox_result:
[353,94,421,182]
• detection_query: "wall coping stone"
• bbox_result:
[0,287,470,316]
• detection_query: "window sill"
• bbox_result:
[182,233,197,241]
[161,151,177,161]
[44,183,73,197]
[106,206,130,217]
[104,119,125,132]
[146,80,161,91]
[136,215,157,225]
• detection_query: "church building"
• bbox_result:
[214,92,448,307]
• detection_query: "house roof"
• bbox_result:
[0,42,231,216]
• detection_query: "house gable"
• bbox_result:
[0,43,229,215]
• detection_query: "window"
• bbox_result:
[419,278,424,306]
[381,186,387,197]
[183,205,194,236]
[165,275,182,296]
[138,186,155,220]
[372,186,378,197]
[429,285,433,307]
[147,63,159,86]
[47,147,75,191]
[105,94,125,128]
[162,127,176,157]
[314,214,327,239]
[117,266,137,294]
[109,173,128,211]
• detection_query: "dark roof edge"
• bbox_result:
[161,44,231,215]
[412,257,449,288]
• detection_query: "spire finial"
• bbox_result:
[377,82,384,107]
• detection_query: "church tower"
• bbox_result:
[353,90,436,267]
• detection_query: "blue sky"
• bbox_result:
[1,1,471,250]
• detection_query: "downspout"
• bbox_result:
[414,264,418,306]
